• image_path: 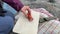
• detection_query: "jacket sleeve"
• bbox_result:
[3,0,24,11]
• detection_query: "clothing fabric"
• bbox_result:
[3,0,24,11]
[33,8,60,34]
[38,20,60,34]
[0,8,15,34]
[3,2,17,15]
[0,16,14,34]
[0,0,23,34]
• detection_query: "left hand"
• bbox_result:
[21,6,33,21]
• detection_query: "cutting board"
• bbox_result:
[13,9,40,34]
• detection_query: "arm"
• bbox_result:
[3,0,33,21]
[3,0,24,11]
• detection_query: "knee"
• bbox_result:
[0,16,14,32]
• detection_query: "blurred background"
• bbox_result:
[20,0,60,20]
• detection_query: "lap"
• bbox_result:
[0,16,14,34]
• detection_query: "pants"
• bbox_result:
[0,2,16,34]
[0,16,14,34]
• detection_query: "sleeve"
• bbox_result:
[3,0,24,11]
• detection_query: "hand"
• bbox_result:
[21,6,33,21]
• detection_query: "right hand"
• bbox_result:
[21,6,33,21]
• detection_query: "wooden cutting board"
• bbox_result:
[13,9,40,34]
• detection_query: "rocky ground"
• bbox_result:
[20,0,60,20]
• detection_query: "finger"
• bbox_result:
[22,9,28,18]
[27,13,33,21]
[27,6,31,14]
[21,6,27,16]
